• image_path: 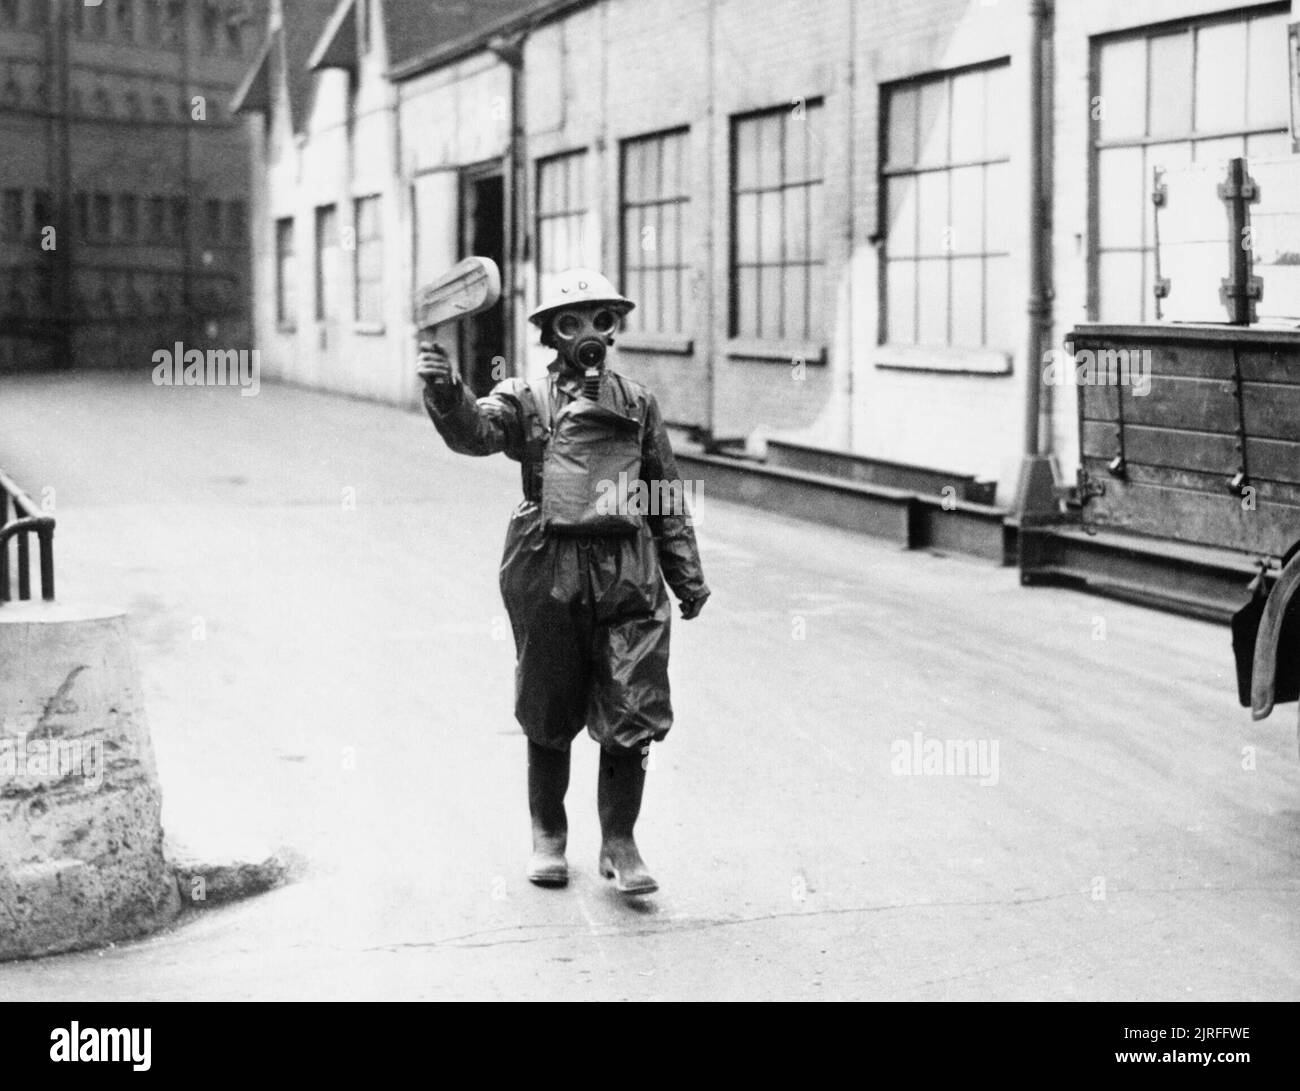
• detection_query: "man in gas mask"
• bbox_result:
[417,268,709,896]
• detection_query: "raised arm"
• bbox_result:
[418,342,524,457]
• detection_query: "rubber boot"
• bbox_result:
[526,740,570,887]
[597,745,658,895]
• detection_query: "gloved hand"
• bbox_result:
[679,591,709,620]
[416,341,458,387]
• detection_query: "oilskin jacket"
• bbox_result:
[424,361,708,752]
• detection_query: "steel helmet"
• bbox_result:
[528,268,635,326]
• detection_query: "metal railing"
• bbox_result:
[0,467,55,603]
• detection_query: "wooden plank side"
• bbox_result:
[1080,458,1300,556]
[1249,437,1300,485]
[1241,382,1300,442]
[1141,342,1235,380]
[1082,420,1238,475]
[1078,379,1119,422]
[1079,419,1126,461]
[1121,374,1238,431]
[1237,348,1300,384]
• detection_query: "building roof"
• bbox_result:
[230,0,336,131]
[383,0,590,79]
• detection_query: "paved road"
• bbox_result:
[0,372,1296,1000]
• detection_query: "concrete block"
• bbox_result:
[0,602,180,960]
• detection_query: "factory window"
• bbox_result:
[94,192,113,240]
[163,0,182,45]
[275,217,296,328]
[153,94,171,120]
[119,194,139,240]
[536,150,589,300]
[148,195,167,240]
[0,1,18,29]
[76,192,90,237]
[145,0,162,42]
[1090,7,1292,322]
[881,63,1011,350]
[353,195,384,324]
[201,0,220,53]
[730,100,825,343]
[205,198,222,244]
[171,196,188,241]
[93,86,113,117]
[2,189,23,238]
[86,0,107,36]
[124,91,142,118]
[315,204,340,320]
[32,189,51,233]
[116,0,135,41]
[227,199,247,244]
[621,128,690,335]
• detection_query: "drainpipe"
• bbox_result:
[488,32,526,378]
[1013,0,1059,523]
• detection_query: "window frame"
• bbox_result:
[727,98,827,355]
[275,216,297,330]
[352,194,385,329]
[618,126,692,349]
[314,203,339,321]
[1087,4,1292,323]
[534,149,589,301]
[878,61,1012,362]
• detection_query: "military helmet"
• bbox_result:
[528,268,635,326]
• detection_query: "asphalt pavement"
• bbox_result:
[0,372,1296,1000]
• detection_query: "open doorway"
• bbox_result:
[459,165,506,397]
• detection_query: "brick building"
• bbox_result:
[0,0,267,371]
[237,0,1300,503]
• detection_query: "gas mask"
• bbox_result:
[550,307,620,398]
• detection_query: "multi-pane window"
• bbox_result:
[882,63,1011,349]
[621,129,690,335]
[145,0,162,42]
[275,217,296,327]
[0,1,18,29]
[353,195,384,324]
[171,197,188,242]
[205,199,222,244]
[119,194,139,240]
[2,189,23,238]
[32,189,51,233]
[1092,9,1292,322]
[76,192,90,237]
[536,151,588,295]
[148,195,167,240]
[731,101,825,343]
[202,0,221,52]
[93,192,113,239]
[227,199,247,244]
[116,0,135,41]
[315,204,339,320]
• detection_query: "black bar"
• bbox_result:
[39,526,55,602]
[17,530,30,600]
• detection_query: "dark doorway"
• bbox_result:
[459,167,506,397]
